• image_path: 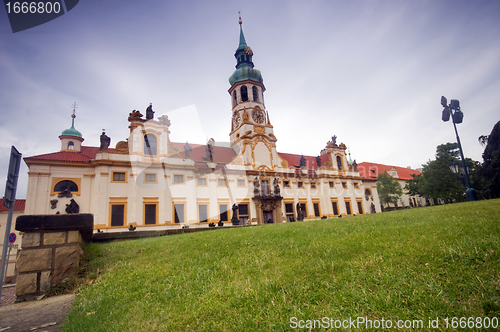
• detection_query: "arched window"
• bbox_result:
[365,189,372,196]
[232,90,237,106]
[241,86,248,102]
[67,141,74,150]
[54,180,78,193]
[252,86,258,102]
[144,134,157,155]
[336,156,343,170]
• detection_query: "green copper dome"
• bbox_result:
[229,67,263,85]
[61,115,82,138]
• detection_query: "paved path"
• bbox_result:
[0,289,75,332]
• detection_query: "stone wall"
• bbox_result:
[15,214,93,302]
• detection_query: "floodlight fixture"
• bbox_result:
[441,96,447,107]
[450,99,460,110]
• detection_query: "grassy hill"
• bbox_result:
[62,199,500,331]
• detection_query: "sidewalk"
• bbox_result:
[0,285,75,332]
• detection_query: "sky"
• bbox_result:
[1,0,499,199]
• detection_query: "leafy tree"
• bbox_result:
[481,120,500,198]
[376,172,403,208]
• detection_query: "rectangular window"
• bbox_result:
[144,204,157,225]
[285,203,294,221]
[357,201,364,214]
[198,204,208,223]
[112,172,126,182]
[237,179,245,187]
[173,174,184,183]
[345,201,352,215]
[262,180,270,195]
[313,203,320,217]
[174,204,185,223]
[111,205,125,227]
[354,182,359,188]
[283,180,290,188]
[298,181,303,188]
[218,178,227,186]
[144,173,157,183]
[311,182,316,189]
[238,204,249,223]
[332,201,339,216]
[300,203,307,217]
[197,177,207,186]
[329,181,334,188]
[219,204,228,222]
[342,182,347,188]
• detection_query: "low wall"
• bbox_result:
[14,214,93,302]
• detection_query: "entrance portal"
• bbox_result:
[263,211,273,224]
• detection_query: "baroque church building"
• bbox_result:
[23,20,383,232]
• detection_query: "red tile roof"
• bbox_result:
[24,146,111,163]
[357,162,420,181]
[171,142,236,164]
[0,198,26,212]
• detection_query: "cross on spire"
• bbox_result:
[71,102,78,118]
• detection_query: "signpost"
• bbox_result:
[0,146,22,301]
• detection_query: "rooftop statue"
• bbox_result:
[146,103,154,120]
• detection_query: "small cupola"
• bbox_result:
[59,105,84,152]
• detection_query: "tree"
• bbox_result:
[481,120,500,198]
[377,172,403,208]
[405,143,465,204]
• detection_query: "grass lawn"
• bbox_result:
[62,199,500,331]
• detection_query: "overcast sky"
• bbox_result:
[1,0,499,199]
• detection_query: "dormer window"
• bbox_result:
[336,156,343,170]
[67,141,74,150]
[252,86,258,102]
[144,134,157,155]
[241,86,248,102]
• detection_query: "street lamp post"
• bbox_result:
[441,96,477,201]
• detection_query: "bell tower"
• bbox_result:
[228,16,280,171]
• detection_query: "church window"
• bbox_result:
[311,182,316,189]
[219,204,228,222]
[357,201,364,214]
[238,204,249,223]
[111,205,125,227]
[342,182,347,188]
[262,180,270,195]
[300,203,307,217]
[173,174,184,184]
[297,181,303,188]
[354,182,359,188]
[329,181,334,188]
[198,204,208,223]
[218,178,227,187]
[241,86,248,102]
[313,203,321,217]
[174,204,185,223]
[112,171,127,182]
[365,189,372,196]
[144,173,157,183]
[237,179,245,187]
[285,203,294,221]
[283,180,290,188]
[144,134,157,155]
[67,141,74,150]
[345,201,352,215]
[332,201,339,216]
[197,177,207,186]
[232,90,237,106]
[336,156,343,170]
[252,86,259,102]
[144,204,157,225]
[54,180,78,193]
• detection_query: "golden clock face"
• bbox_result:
[252,109,265,124]
[244,46,253,55]
[233,114,241,128]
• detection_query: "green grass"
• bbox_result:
[62,200,500,331]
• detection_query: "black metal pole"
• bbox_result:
[451,116,472,189]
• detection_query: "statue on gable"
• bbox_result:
[352,159,357,172]
[65,199,79,214]
[316,156,322,168]
[331,135,338,147]
[146,103,154,120]
[253,177,260,195]
[273,178,280,196]
[300,155,306,168]
[99,131,111,151]
[203,143,214,162]
[184,142,192,158]
[158,114,171,127]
